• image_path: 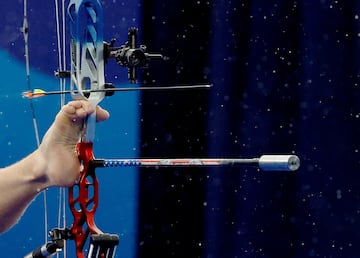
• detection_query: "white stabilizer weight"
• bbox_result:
[258,155,300,171]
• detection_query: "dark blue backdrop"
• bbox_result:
[1,1,360,258]
[138,1,360,258]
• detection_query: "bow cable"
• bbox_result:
[22,0,69,254]
[22,0,49,244]
[54,0,68,257]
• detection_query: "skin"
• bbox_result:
[0,100,109,233]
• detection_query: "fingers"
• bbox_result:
[96,106,110,122]
[62,100,109,123]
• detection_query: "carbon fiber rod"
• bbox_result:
[91,155,300,171]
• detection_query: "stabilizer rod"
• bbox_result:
[91,155,300,171]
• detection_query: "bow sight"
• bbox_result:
[54,27,164,84]
[104,27,163,84]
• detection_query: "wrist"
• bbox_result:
[26,149,51,191]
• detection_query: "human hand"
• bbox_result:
[38,100,109,187]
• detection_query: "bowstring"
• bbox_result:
[54,0,68,257]
[22,0,49,244]
[23,0,69,254]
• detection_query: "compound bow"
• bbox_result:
[23,0,300,257]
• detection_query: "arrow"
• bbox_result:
[22,84,212,99]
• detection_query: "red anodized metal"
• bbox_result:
[69,142,103,258]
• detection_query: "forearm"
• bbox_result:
[0,150,49,233]
[0,101,108,234]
